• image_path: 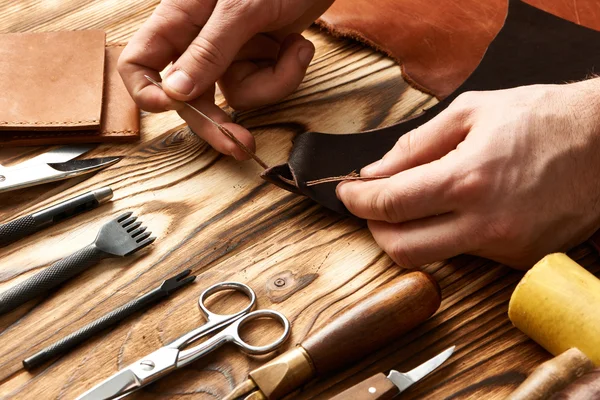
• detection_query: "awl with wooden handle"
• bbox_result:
[225,271,442,400]
[329,346,454,399]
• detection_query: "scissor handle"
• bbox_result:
[198,281,256,321]
[174,290,290,368]
[228,309,291,355]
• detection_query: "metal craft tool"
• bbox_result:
[23,270,195,370]
[0,145,120,193]
[0,212,155,315]
[0,186,113,247]
[76,281,291,400]
[225,272,441,400]
[329,346,455,399]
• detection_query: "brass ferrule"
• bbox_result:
[249,346,316,399]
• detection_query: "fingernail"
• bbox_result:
[361,159,382,176]
[298,46,314,68]
[165,70,194,95]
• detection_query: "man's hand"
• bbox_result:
[119,0,333,160]
[337,79,600,269]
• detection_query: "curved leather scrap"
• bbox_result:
[262,0,600,214]
[317,0,600,99]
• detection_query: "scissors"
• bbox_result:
[0,144,120,193]
[77,282,291,400]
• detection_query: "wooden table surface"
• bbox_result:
[1,1,599,399]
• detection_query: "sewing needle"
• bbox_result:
[144,75,269,169]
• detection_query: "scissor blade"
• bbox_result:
[0,157,120,193]
[387,346,455,393]
[77,369,141,400]
[3,144,97,170]
[78,347,180,400]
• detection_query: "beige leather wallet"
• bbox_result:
[0,30,139,146]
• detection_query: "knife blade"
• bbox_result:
[388,346,455,391]
[329,346,455,400]
[0,144,96,171]
[0,157,120,193]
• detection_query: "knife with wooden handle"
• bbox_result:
[329,346,455,400]
[225,271,442,400]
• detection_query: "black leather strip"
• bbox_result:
[262,0,600,214]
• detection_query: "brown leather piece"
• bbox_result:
[526,0,600,29]
[95,45,140,142]
[317,0,600,99]
[0,44,140,146]
[0,30,105,131]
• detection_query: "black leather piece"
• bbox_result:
[262,0,600,214]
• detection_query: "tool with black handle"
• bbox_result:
[0,187,113,247]
[0,212,156,315]
[22,270,195,370]
[225,271,442,400]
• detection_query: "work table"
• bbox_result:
[0,1,599,399]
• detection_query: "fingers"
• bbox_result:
[361,97,473,177]
[219,34,315,110]
[163,1,268,101]
[234,34,280,62]
[368,213,474,269]
[118,0,217,112]
[337,156,459,223]
[178,87,255,161]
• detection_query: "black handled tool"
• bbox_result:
[0,187,113,248]
[23,270,195,370]
[0,212,156,315]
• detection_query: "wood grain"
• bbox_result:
[0,1,598,400]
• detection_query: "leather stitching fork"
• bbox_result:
[0,212,156,315]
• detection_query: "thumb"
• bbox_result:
[361,102,472,177]
[163,1,267,101]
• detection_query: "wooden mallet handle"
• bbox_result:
[506,348,594,400]
[301,271,441,375]
[551,368,600,399]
